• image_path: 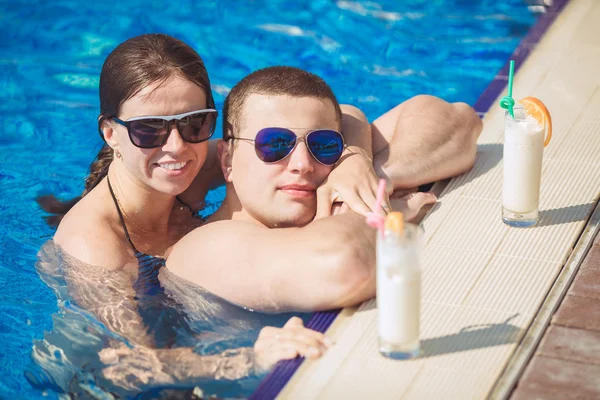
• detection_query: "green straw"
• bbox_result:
[499,60,515,118]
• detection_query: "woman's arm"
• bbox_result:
[99,316,329,391]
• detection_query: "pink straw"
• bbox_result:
[366,179,387,234]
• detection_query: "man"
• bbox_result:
[167,66,481,312]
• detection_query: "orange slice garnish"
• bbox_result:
[384,212,404,235]
[518,96,552,147]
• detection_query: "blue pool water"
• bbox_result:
[0,1,538,398]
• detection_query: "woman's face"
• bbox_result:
[110,76,210,196]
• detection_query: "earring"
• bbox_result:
[115,151,122,160]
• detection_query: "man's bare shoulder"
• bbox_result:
[165,219,275,281]
[169,219,265,257]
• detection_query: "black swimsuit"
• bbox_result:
[107,176,193,348]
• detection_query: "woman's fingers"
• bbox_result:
[364,180,391,215]
[275,328,328,352]
[282,317,331,349]
[254,341,306,372]
[315,186,335,219]
[258,319,327,348]
[331,202,350,215]
[283,316,304,328]
[253,320,333,371]
[339,189,371,216]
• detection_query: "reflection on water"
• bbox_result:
[26,241,304,398]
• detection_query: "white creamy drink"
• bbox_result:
[502,106,545,227]
[377,214,421,359]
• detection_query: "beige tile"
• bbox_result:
[422,247,492,305]
[478,111,505,144]
[317,327,422,400]
[403,366,491,400]
[279,301,377,399]
[463,255,562,314]
[539,159,600,208]
[526,74,596,142]
[545,119,600,165]
[568,0,600,46]
[420,192,460,246]
[418,304,529,376]
[442,144,503,200]
[495,218,584,264]
[427,197,509,254]
[546,45,600,86]
[461,146,503,202]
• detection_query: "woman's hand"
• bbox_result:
[253,316,332,373]
[316,150,392,219]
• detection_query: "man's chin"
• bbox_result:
[271,209,316,228]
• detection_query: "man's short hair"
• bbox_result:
[223,66,342,139]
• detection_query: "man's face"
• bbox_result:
[225,94,340,228]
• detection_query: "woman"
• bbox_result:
[33,34,333,395]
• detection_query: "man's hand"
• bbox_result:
[331,190,436,222]
[390,191,437,222]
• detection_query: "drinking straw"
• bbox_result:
[366,179,387,234]
[499,60,516,118]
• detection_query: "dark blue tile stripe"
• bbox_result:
[250,2,570,398]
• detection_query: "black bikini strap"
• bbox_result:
[106,176,140,254]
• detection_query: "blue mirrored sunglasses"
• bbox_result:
[229,127,345,166]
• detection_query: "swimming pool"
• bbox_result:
[0,1,538,398]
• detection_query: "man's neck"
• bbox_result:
[208,185,265,227]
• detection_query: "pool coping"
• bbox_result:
[249,1,571,398]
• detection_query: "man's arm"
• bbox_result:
[340,104,373,157]
[371,95,483,189]
[166,212,376,313]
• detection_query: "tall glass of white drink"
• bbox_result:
[502,106,546,227]
[377,212,422,359]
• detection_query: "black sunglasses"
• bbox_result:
[228,127,345,166]
[100,109,218,149]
